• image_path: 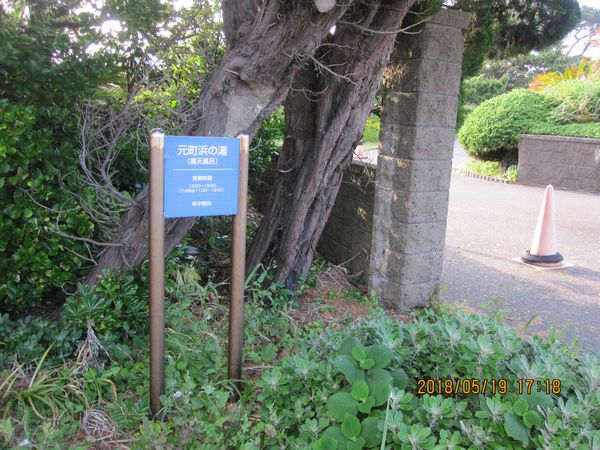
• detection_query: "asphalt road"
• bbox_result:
[443,152,600,353]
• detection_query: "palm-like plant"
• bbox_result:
[529,58,600,91]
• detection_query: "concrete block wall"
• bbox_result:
[317,9,468,310]
[318,162,376,275]
[519,134,600,193]
[370,9,469,309]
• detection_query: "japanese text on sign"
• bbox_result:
[164,136,240,218]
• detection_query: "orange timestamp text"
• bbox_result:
[416,378,562,396]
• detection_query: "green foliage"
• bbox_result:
[0,259,184,368]
[2,279,600,449]
[530,122,600,139]
[459,77,600,156]
[0,0,226,313]
[250,108,285,178]
[504,165,518,183]
[457,0,581,77]
[0,11,116,107]
[458,76,508,128]
[458,89,556,160]
[62,271,149,351]
[362,115,380,143]
[0,314,80,367]
[462,76,508,106]
[298,310,598,449]
[542,79,600,124]
[529,59,600,92]
[0,100,95,312]
[464,160,518,182]
[478,47,581,89]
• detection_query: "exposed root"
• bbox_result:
[74,321,110,374]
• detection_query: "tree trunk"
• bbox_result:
[246,0,415,288]
[86,0,353,283]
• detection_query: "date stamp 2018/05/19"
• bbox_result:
[416,378,562,396]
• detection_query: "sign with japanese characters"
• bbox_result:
[163,136,240,218]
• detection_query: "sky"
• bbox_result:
[561,0,600,58]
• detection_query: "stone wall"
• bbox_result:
[518,134,600,193]
[318,161,376,275]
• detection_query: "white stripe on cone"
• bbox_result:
[530,185,558,257]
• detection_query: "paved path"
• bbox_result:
[444,144,600,353]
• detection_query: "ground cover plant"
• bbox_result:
[1,259,598,449]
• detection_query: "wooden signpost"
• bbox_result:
[148,129,249,418]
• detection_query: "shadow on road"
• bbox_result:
[442,247,600,353]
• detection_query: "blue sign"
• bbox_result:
[164,136,240,218]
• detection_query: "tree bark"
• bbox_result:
[86,0,353,283]
[246,0,415,288]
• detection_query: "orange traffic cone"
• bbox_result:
[521,185,564,266]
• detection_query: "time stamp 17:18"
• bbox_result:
[416,378,562,396]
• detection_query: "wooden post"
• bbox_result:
[148,129,165,418]
[228,133,249,399]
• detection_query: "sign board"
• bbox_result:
[164,136,240,218]
[149,130,249,417]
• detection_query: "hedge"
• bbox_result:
[530,122,600,139]
[457,90,557,160]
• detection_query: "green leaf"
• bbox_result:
[176,359,187,371]
[352,345,367,363]
[323,426,348,445]
[335,355,365,383]
[338,337,363,356]
[346,437,365,450]
[504,412,530,447]
[360,417,381,448]
[367,369,392,406]
[475,410,491,419]
[522,410,541,428]
[327,392,359,421]
[513,398,528,416]
[360,358,375,369]
[357,396,375,414]
[314,437,338,450]
[390,368,408,389]
[366,344,393,369]
[522,389,554,411]
[592,430,600,449]
[341,413,361,440]
[351,380,369,402]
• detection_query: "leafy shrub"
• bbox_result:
[458,90,557,160]
[0,100,95,312]
[63,271,149,350]
[362,115,380,143]
[0,314,80,367]
[0,261,179,368]
[462,75,508,106]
